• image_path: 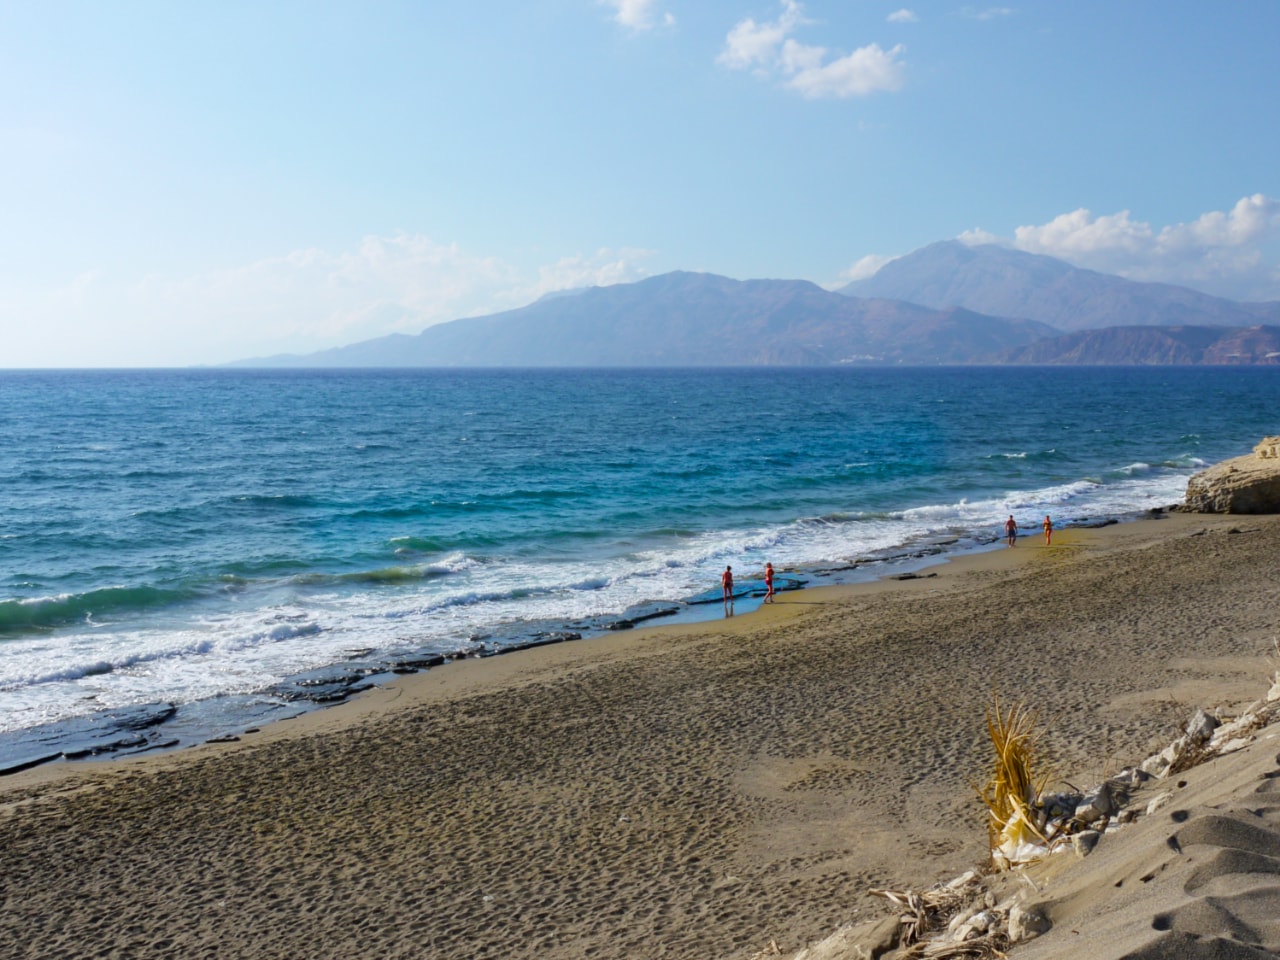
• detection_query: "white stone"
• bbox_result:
[1161,735,1189,764]
[1140,754,1169,777]
[1185,708,1219,744]
[1074,783,1115,823]
[1146,790,1174,815]
[954,911,995,941]
[1008,904,1052,943]
[1072,830,1101,857]
[1111,767,1150,788]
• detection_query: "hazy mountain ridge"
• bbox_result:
[233,271,1055,367]
[230,243,1280,367]
[840,241,1280,332]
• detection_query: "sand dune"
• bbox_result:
[1005,724,1280,960]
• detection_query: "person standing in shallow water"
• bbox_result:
[1043,514,1053,546]
[763,562,775,603]
[1004,515,1018,547]
[721,565,734,616]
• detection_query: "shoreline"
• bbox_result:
[0,511,1129,776]
[0,509,1253,795]
[3,510,1278,959]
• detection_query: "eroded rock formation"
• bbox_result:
[1184,436,1280,513]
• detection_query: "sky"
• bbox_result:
[2,1,1278,367]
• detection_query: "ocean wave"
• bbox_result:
[987,448,1063,462]
[0,585,197,635]
[290,559,473,587]
[389,535,449,554]
[4,659,118,689]
[478,488,581,503]
[4,621,323,692]
[1115,462,1152,476]
[228,493,318,508]
[1161,455,1208,469]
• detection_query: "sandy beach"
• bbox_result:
[3,511,1280,959]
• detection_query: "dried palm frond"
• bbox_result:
[977,693,1052,867]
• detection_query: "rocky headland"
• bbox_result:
[1183,435,1280,512]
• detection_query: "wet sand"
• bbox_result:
[2,512,1278,959]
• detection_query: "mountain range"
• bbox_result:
[840,241,1280,331]
[233,241,1280,366]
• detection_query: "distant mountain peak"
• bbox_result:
[839,241,1275,332]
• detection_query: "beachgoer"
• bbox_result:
[763,562,774,603]
[721,565,734,617]
[1004,515,1017,547]
[1043,514,1053,546]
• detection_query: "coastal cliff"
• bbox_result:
[1184,436,1280,512]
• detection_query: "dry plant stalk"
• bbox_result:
[978,693,1051,864]
[869,886,972,946]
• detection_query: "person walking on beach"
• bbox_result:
[1004,515,1018,547]
[763,562,775,603]
[1043,514,1053,546]
[721,565,734,616]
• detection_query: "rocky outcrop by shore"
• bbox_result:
[1183,436,1280,512]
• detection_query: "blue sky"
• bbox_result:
[2,1,1278,366]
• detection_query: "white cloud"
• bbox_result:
[525,248,656,303]
[783,40,906,98]
[838,254,896,284]
[3,236,657,366]
[718,0,807,71]
[963,6,1015,20]
[601,0,674,31]
[887,9,918,23]
[983,195,1280,299]
[719,1,906,98]
[957,228,1000,246]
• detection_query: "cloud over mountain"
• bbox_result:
[889,195,1280,302]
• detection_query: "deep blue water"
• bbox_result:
[1,366,1277,769]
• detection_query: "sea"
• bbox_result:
[2,366,1278,772]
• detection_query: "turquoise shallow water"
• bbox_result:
[1,366,1277,768]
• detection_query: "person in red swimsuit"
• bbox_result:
[763,562,775,603]
[721,565,734,616]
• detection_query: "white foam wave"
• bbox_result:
[0,461,1202,737]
